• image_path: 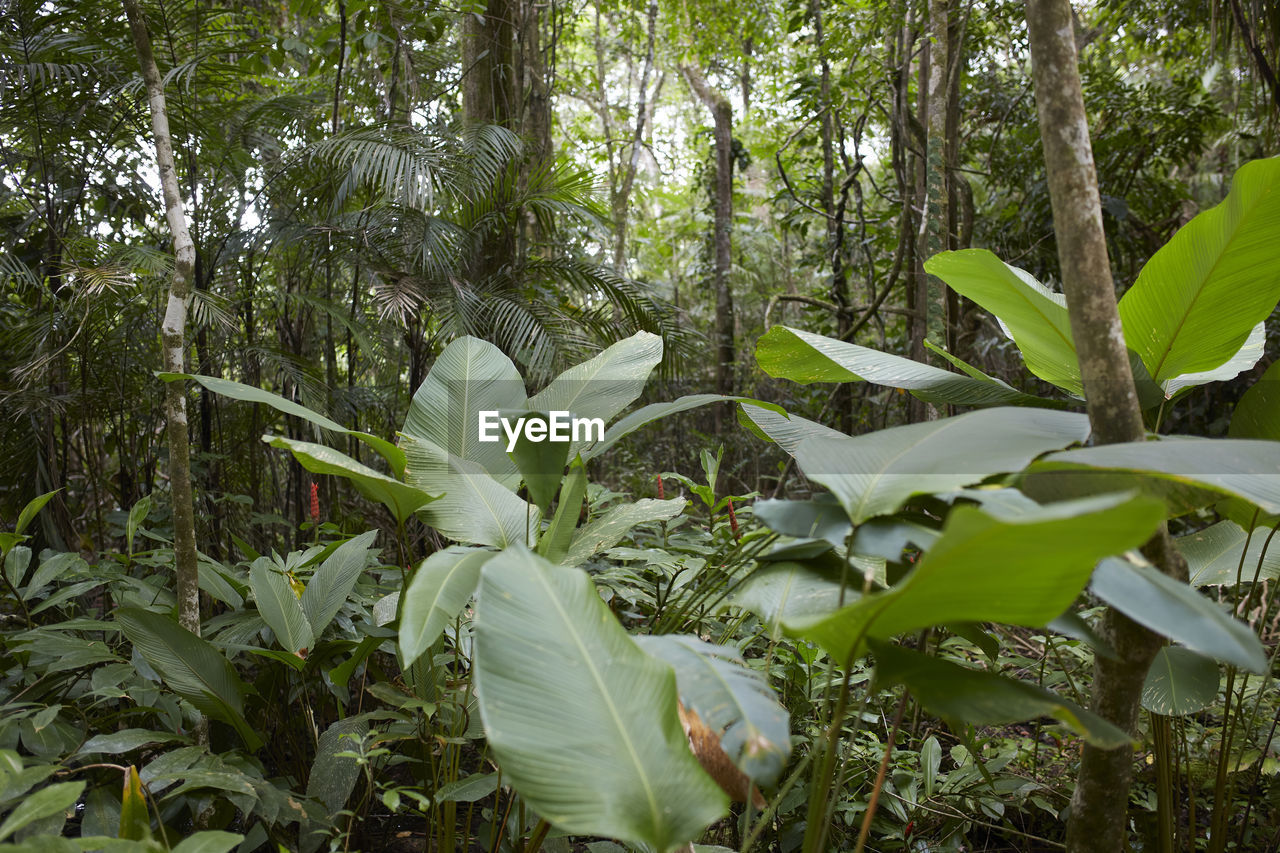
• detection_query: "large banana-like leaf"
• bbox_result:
[633,635,791,784]
[793,407,1090,524]
[786,493,1165,662]
[249,558,314,656]
[1179,520,1280,586]
[401,336,527,489]
[729,561,848,640]
[1091,557,1265,671]
[1161,322,1266,399]
[402,434,540,547]
[473,548,727,850]
[164,373,404,476]
[264,436,435,524]
[870,640,1130,748]
[1118,157,1280,383]
[301,530,377,637]
[755,324,1063,404]
[527,331,663,458]
[115,608,262,750]
[740,404,845,454]
[583,394,783,460]
[563,497,687,566]
[922,251,1082,395]
[1031,438,1280,517]
[1141,647,1220,716]
[399,546,494,667]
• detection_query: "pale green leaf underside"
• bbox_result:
[473,548,727,850]
[794,407,1091,524]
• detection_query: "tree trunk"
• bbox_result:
[681,65,736,409]
[1024,3,1185,850]
[123,0,201,637]
[918,0,949,360]
[612,0,659,272]
[462,0,515,128]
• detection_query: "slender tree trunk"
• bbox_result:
[1024,3,1185,851]
[918,0,949,360]
[123,0,200,636]
[612,0,659,272]
[681,65,736,409]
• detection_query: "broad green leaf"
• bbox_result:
[78,730,186,756]
[1179,520,1280,586]
[921,735,942,798]
[399,546,494,668]
[22,553,85,601]
[1119,157,1280,382]
[402,434,540,547]
[0,781,84,842]
[301,717,369,853]
[162,373,404,476]
[1222,361,1280,527]
[527,331,663,458]
[1091,557,1266,672]
[583,395,782,461]
[79,785,119,839]
[15,490,59,538]
[473,547,727,849]
[1230,358,1280,442]
[125,496,152,558]
[739,404,845,455]
[3,546,30,590]
[563,498,687,566]
[434,772,499,804]
[751,497,852,548]
[1034,438,1280,517]
[870,641,1130,748]
[114,608,261,750]
[301,530,377,637]
[171,832,244,853]
[1162,322,1265,399]
[505,410,572,513]
[537,461,587,563]
[400,336,527,487]
[789,494,1165,662]
[923,251,1082,394]
[264,436,435,524]
[755,324,1064,404]
[730,561,848,640]
[1142,647,1220,715]
[794,407,1090,524]
[249,558,314,657]
[633,635,791,784]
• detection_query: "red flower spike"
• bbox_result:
[657,475,664,500]
[727,498,740,542]
[310,482,320,524]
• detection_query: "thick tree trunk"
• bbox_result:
[462,0,515,128]
[123,0,201,637]
[1024,3,1184,851]
[681,65,736,407]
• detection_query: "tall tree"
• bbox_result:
[122,0,200,635]
[1024,2,1185,850]
[680,63,736,405]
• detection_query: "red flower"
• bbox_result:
[727,498,740,542]
[310,482,320,523]
[657,475,665,500]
